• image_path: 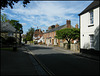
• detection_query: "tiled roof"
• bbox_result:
[79,1,99,16]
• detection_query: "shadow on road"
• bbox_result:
[33,53,99,75]
[25,45,53,51]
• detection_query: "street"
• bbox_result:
[25,44,99,75]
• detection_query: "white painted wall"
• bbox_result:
[54,39,57,45]
[80,7,100,50]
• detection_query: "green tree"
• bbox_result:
[10,20,22,31]
[1,0,30,9]
[56,28,80,49]
[1,13,8,22]
[26,27,34,41]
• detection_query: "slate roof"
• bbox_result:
[44,24,74,34]
[79,1,99,16]
[45,24,66,33]
[1,22,16,33]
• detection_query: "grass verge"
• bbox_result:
[0,48,13,51]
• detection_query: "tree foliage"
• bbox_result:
[26,27,34,41]
[1,0,30,9]
[56,28,80,49]
[56,28,80,40]
[1,13,23,32]
[1,13,8,22]
[9,20,22,31]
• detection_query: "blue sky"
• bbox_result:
[1,1,93,34]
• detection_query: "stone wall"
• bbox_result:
[70,43,80,52]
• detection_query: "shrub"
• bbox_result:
[6,37,16,45]
[0,36,6,45]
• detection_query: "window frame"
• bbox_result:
[88,10,94,27]
[90,10,94,24]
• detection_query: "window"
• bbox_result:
[8,32,13,36]
[90,10,93,24]
[89,34,94,49]
[38,36,40,38]
[50,39,51,43]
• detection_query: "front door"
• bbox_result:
[52,39,54,45]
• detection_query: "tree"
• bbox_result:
[26,27,34,41]
[1,0,30,9]
[10,20,22,31]
[1,13,8,22]
[56,28,80,49]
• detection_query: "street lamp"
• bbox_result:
[13,29,17,51]
[19,29,23,45]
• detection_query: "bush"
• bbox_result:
[0,36,6,45]
[6,37,16,45]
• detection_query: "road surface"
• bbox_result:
[26,44,99,75]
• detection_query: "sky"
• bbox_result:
[1,1,93,34]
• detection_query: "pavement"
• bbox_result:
[1,44,99,75]
[1,45,48,75]
[37,44,99,61]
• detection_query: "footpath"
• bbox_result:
[53,46,99,61]
[1,45,47,75]
[37,44,99,61]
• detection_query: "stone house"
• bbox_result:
[1,22,16,38]
[43,20,78,47]
[1,21,22,44]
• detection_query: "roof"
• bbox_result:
[44,24,74,34]
[79,1,99,16]
[1,22,16,33]
[45,25,66,33]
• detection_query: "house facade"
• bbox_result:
[43,20,78,47]
[1,21,23,44]
[79,1,100,51]
[1,21,16,38]
[33,29,44,44]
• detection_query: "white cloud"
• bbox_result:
[1,1,93,34]
[20,23,27,26]
[1,11,17,19]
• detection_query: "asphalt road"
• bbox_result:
[26,45,99,75]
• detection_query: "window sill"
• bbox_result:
[88,24,94,27]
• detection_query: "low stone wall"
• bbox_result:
[70,43,80,52]
[62,43,80,52]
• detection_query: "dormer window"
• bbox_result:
[90,10,93,24]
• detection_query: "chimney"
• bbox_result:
[55,24,59,28]
[39,29,41,32]
[75,24,78,28]
[48,26,51,30]
[66,20,71,28]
